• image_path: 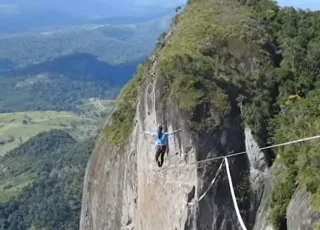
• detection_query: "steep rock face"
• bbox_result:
[252,171,320,230]
[252,174,274,230]
[80,0,275,229]
[245,127,271,230]
[287,189,320,230]
[79,131,137,230]
[252,163,280,230]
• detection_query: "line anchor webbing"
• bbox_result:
[188,160,224,206]
[225,157,247,230]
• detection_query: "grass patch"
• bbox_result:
[0,109,110,156]
[0,171,35,203]
[80,99,115,112]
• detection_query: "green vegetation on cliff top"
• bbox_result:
[104,0,275,145]
[156,0,277,136]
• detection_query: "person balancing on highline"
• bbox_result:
[143,125,181,167]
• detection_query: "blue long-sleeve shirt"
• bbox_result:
[144,129,181,147]
[155,132,169,146]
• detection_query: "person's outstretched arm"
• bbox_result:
[142,131,157,137]
[167,129,181,136]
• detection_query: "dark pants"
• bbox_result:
[155,145,167,167]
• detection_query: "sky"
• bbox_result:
[0,0,185,17]
[0,0,184,33]
[277,0,320,10]
[0,1,318,11]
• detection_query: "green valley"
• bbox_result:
[0,100,114,156]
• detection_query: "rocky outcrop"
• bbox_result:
[251,164,320,230]
[252,171,274,230]
[79,50,274,229]
[252,178,320,230]
[251,161,290,230]
[245,127,271,230]
[287,189,320,230]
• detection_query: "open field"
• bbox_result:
[0,170,35,203]
[0,100,114,156]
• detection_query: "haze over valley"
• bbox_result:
[2,0,320,230]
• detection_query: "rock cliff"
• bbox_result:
[79,64,268,230]
[80,0,320,229]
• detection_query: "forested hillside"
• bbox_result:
[0,130,94,229]
[256,3,320,228]
[0,53,139,112]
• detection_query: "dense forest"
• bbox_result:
[0,53,140,113]
[256,2,320,228]
[0,75,117,113]
[0,130,93,229]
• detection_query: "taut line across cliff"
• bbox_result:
[163,134,320,170]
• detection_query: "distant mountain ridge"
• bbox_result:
[0,6,175,113]
[0,53,143,112]
[0,0,184,33]
[0,13,173,69]
[4,53,142,86]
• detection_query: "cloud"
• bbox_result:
[0,4,17,8]
[0,4,18,14]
